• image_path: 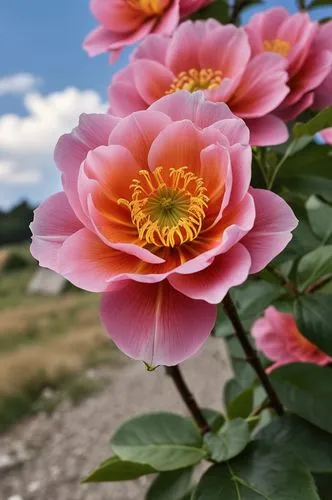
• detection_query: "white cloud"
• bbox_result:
[0,73,42,96]
[0,87,107,208]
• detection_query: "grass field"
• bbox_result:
[0,244,120,432]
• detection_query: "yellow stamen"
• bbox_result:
[128,0,167,15]
[166,68,223,94]
[263,39,291,57]
[118,166,209,248]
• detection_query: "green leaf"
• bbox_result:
[307,196,332,243]
[146,468,193,500]
[200,408,225,433]
[110,412,206,471]
[314,473,332,499]
[293,107,332,138]
[257,414,332,473]
[295,295,332,356]
[271,363,332,434]
[277,144,332,198]
[204,419,250,463]
[226,386,254,420]
[83,456,155,483]
[190,0,228,22]
[309,0,332,8]
[280,218,321,262]
[193,441,319,500]
[296,246,332,291]
[215,280,283,336]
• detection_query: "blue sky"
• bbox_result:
[0,0,331,209]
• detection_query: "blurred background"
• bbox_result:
[0,1,331,499]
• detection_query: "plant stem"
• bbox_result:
[229,0,248,24]
[297,0,306,10]
[266,265,298,296]
[305,274,332,294]
[166,365,211,434]
[222,293,284,416]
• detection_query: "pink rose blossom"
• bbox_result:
[321,128,332,144]
[108,19,290,146]
[312,21,332,110]
[30,92,297,366]
[252,306,332,372]
[84,0,212,61]
[245,7,332,121]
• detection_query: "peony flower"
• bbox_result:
[84,0,212,61]
[108,19,290,146]
[245,7,332,121]
[30,92,297,367]
[252,306,332,372]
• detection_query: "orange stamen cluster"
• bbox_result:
[118,166,209,247]
[263,39,291,57]
[128,0,167,15]
[166,69,223,94]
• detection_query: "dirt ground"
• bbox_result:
[0,339,232,500]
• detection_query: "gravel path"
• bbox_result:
[0,339,231,500]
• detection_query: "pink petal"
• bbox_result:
[165,21,203,74]
[321,128,332,144]
[180,0,214,17]
[169,243,251,304]
[276,92,314,122]
[205,118,250,146]
[55,113,119,226]
[199,25,250,78]
[246,7,289,55]
[246,115,289,146]
[229,53,289,118]
[132,60,174,104]
[108,81,148,117]
[30,192,82,272]
[90,0,145,33]
[100,280,217,366]
[149,90,238,129]
[153,0,180,35]
[84,26,120,57]
[229,144,252,206]
[314,70,332,109]
[242,188,298,273]
[57,228,141,292]
[132,33,169,64]
[108,110,172,165]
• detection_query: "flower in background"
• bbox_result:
[245,7,332,121]
[84,0,212,61]
[30,92,297,367]
[252,306,332,372]
[108,20,290,146]
[321,128,332,144]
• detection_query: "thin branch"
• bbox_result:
[266,265,298,296]
[229,0,249,24]
[166,365,211,434]
[305,274,332,294]
[223,293,284,416]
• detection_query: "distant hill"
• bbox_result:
[0,201,35,246]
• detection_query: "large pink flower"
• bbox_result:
[108,19,290,146]
[245,7,332,121]
[312,21,332,110]
[252,306,332,372]
[84,0,212,61]
[31,92,297,366]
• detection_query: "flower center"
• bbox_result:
[128,0,168,15]
[166,69,223,94]
[118,166,209,247]
[263,39,291,57]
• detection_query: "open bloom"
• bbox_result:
[252,306,332,372]
[312,21,332,110]
[84,0,212,61]
[108,19,290,146]
[245,7,332,121]
[31,92,297,366]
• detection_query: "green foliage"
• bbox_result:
[110,412,206,471]
[224,383,254,420]
[146,468,193,500]
[84,456,155,482]
[293,107,332,138]
[199,408,225,432]
[257,414,332,473]
[193,441,319,499]
[0,200,34,246]
[295,295,332,356]
[308,0,332,8]
[204,418,250,462]
[307,196,332,243]
[190,0,228,22]
[271,364,332,434]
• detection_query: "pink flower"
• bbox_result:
[245,7,332,121]
[84,0,212,61]
[30,92,297,367]
[321,128,332,144]
[312,21,332,110]
[108,19,290,146]
[252,306,332,372]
